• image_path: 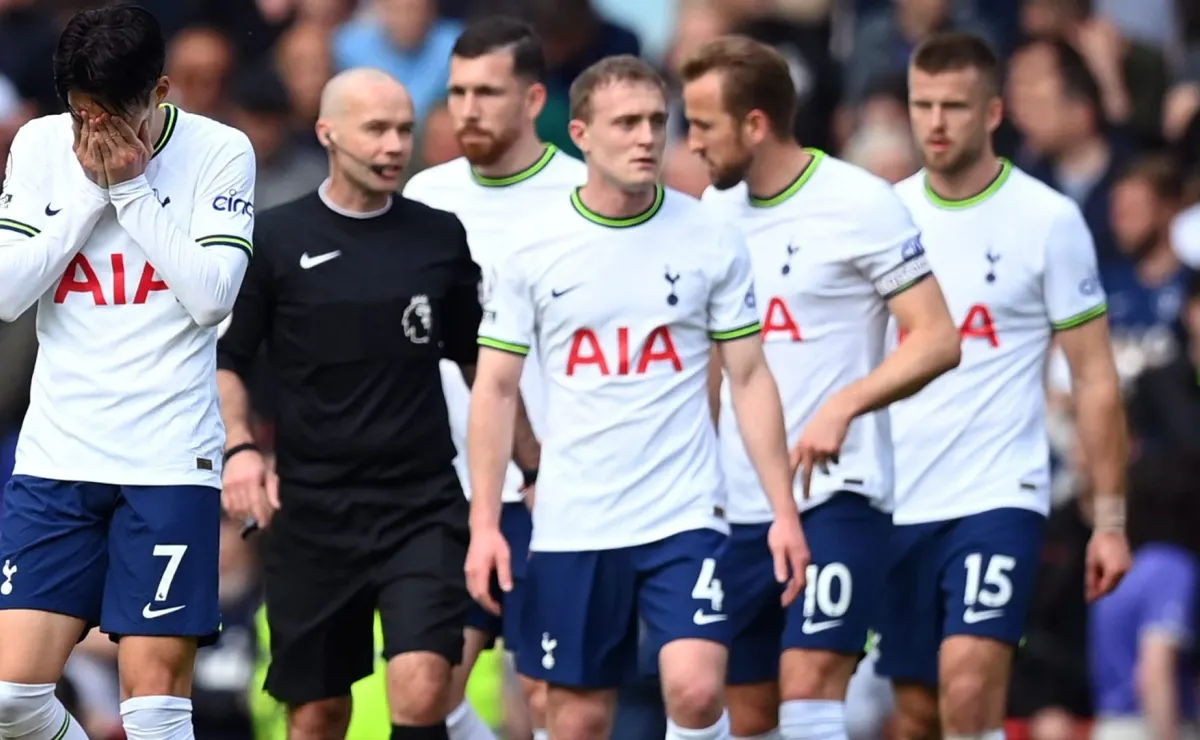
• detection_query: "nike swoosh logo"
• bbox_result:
[45,205,60,216]
[299,251,342,269]
[801,618,843,635]
[962,608,1003,624]
[142,603,186,619]
[692,609,728,625]
[551,286,580,298]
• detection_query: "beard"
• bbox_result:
[924,135,985,179]
[709,150,753,191]
[456,125,519,167]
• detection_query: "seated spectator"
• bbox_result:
[165,26,235,122]
[843,124,921,184]
[1089,452,1200,740]
[275,22,335,149]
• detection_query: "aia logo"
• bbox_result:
[566,326,682,376]
[54,254,168,305]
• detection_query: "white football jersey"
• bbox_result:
[405,146,585,502]
[890,161,1106,524]
[704,151,930,522]
[1,105,255,488]
[478,185,759,551]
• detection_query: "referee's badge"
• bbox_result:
[402,294,432,344]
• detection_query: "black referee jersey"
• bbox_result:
[216,190,482,490]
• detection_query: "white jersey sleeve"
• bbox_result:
[0,119,109,320]
[1043,204,1107,330]
[187,135,257,256]
[852,228,932,300]
[478,256,535,355]
[708,226,762,341]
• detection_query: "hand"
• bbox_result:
[73,113,108,189]
[1085,528,1131,602]
[790,396,853,500]
[465,526,511,616]
[768,512,810,607]
[221,450,279,528]
[96,115,151,186]
[520,482,536,512]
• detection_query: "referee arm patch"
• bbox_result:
[874,254,932,300]
[197,234,253,260]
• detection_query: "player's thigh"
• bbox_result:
[517,545,640,690]
[721,522,785,688]
[636,528,731,710]
[782,493,890,697]
[261,506,377,705]
[102,485,221,648]
[874,520,943,689]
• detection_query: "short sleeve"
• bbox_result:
[708,227,761,342]
[1139,553,1197,648]
[216,218,276,377]
[189,133,257,261]
[0,123,45,239]
[1044,204,1107,330]
[442,217,484,364]
[477,256,534,356]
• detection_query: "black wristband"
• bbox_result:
[522,468,538,487]
[223,442,260,464]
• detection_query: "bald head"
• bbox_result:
[318,67,412,121]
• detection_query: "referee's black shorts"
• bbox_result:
[262,471,470,705]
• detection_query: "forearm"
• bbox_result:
[217,369,255,448]
[707,346,722,427]
[0,182,107,321]
[109,176,248,327]
[838,325,958,417]
[1075,376,1129,527]
[729,364,797,517]
[512,394,541,471]
[467,386,517,529]
[1138,651,1179,740]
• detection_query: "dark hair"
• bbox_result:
[679,35,797,140]
[232,62,291,117]
[910,32,1000,96]
[569,54,666,122]
[1015,37,1103,126]
[1116,153,1185,202]
[452,17,546,82]
[53,3,166,115]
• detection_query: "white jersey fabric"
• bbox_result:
[478,185,760,551]
[890,160,1107,524]
[0,105,255,488]
[703,150,931,522]
[405,145,585,502]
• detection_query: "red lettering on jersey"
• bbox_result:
[960,304,999,347]
[897,303,999,347]
[566,326,683,376]
[762,297,801,342]
[54,254,169,306]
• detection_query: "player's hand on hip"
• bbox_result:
[521,483,536,512]
[465,526,511,616]
[769,513,810,607]
[1085,528,1131,602]
[97,115,151,186]
[791,398,852,499]
[73,112,108,189]
[221,449,277,528]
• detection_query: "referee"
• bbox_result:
[217,68,479,740]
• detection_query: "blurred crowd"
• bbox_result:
[2,0,1200,738]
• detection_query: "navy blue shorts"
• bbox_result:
[0,475,221,644]
[465,502,532,655]
[722,492,889,684]
[516,528,731,689]
[875,507,1046,686]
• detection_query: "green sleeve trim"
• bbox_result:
[197,234,253,260]
[1052,302,1107,331]
[0,218,39,237]
[710,321,762,342]
[478,336,530,355]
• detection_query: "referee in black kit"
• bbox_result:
[216,68,479,740]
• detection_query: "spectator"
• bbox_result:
[1126,271,1200,458]
[416,102,460,170]
[227,63,327,210]
[1103,155,1190,370]
[164,26,236,122]
[1089,452,1200,740]
[0,0,58,115]
[1007,37,1130,265]
[332,0,463,121]
[842,124,921,184]
[274,22,334,147]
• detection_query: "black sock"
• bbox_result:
[390,722,449,740]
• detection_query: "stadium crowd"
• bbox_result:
[0,0,1198,738]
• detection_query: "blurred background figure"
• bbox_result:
[164,26,235,120]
